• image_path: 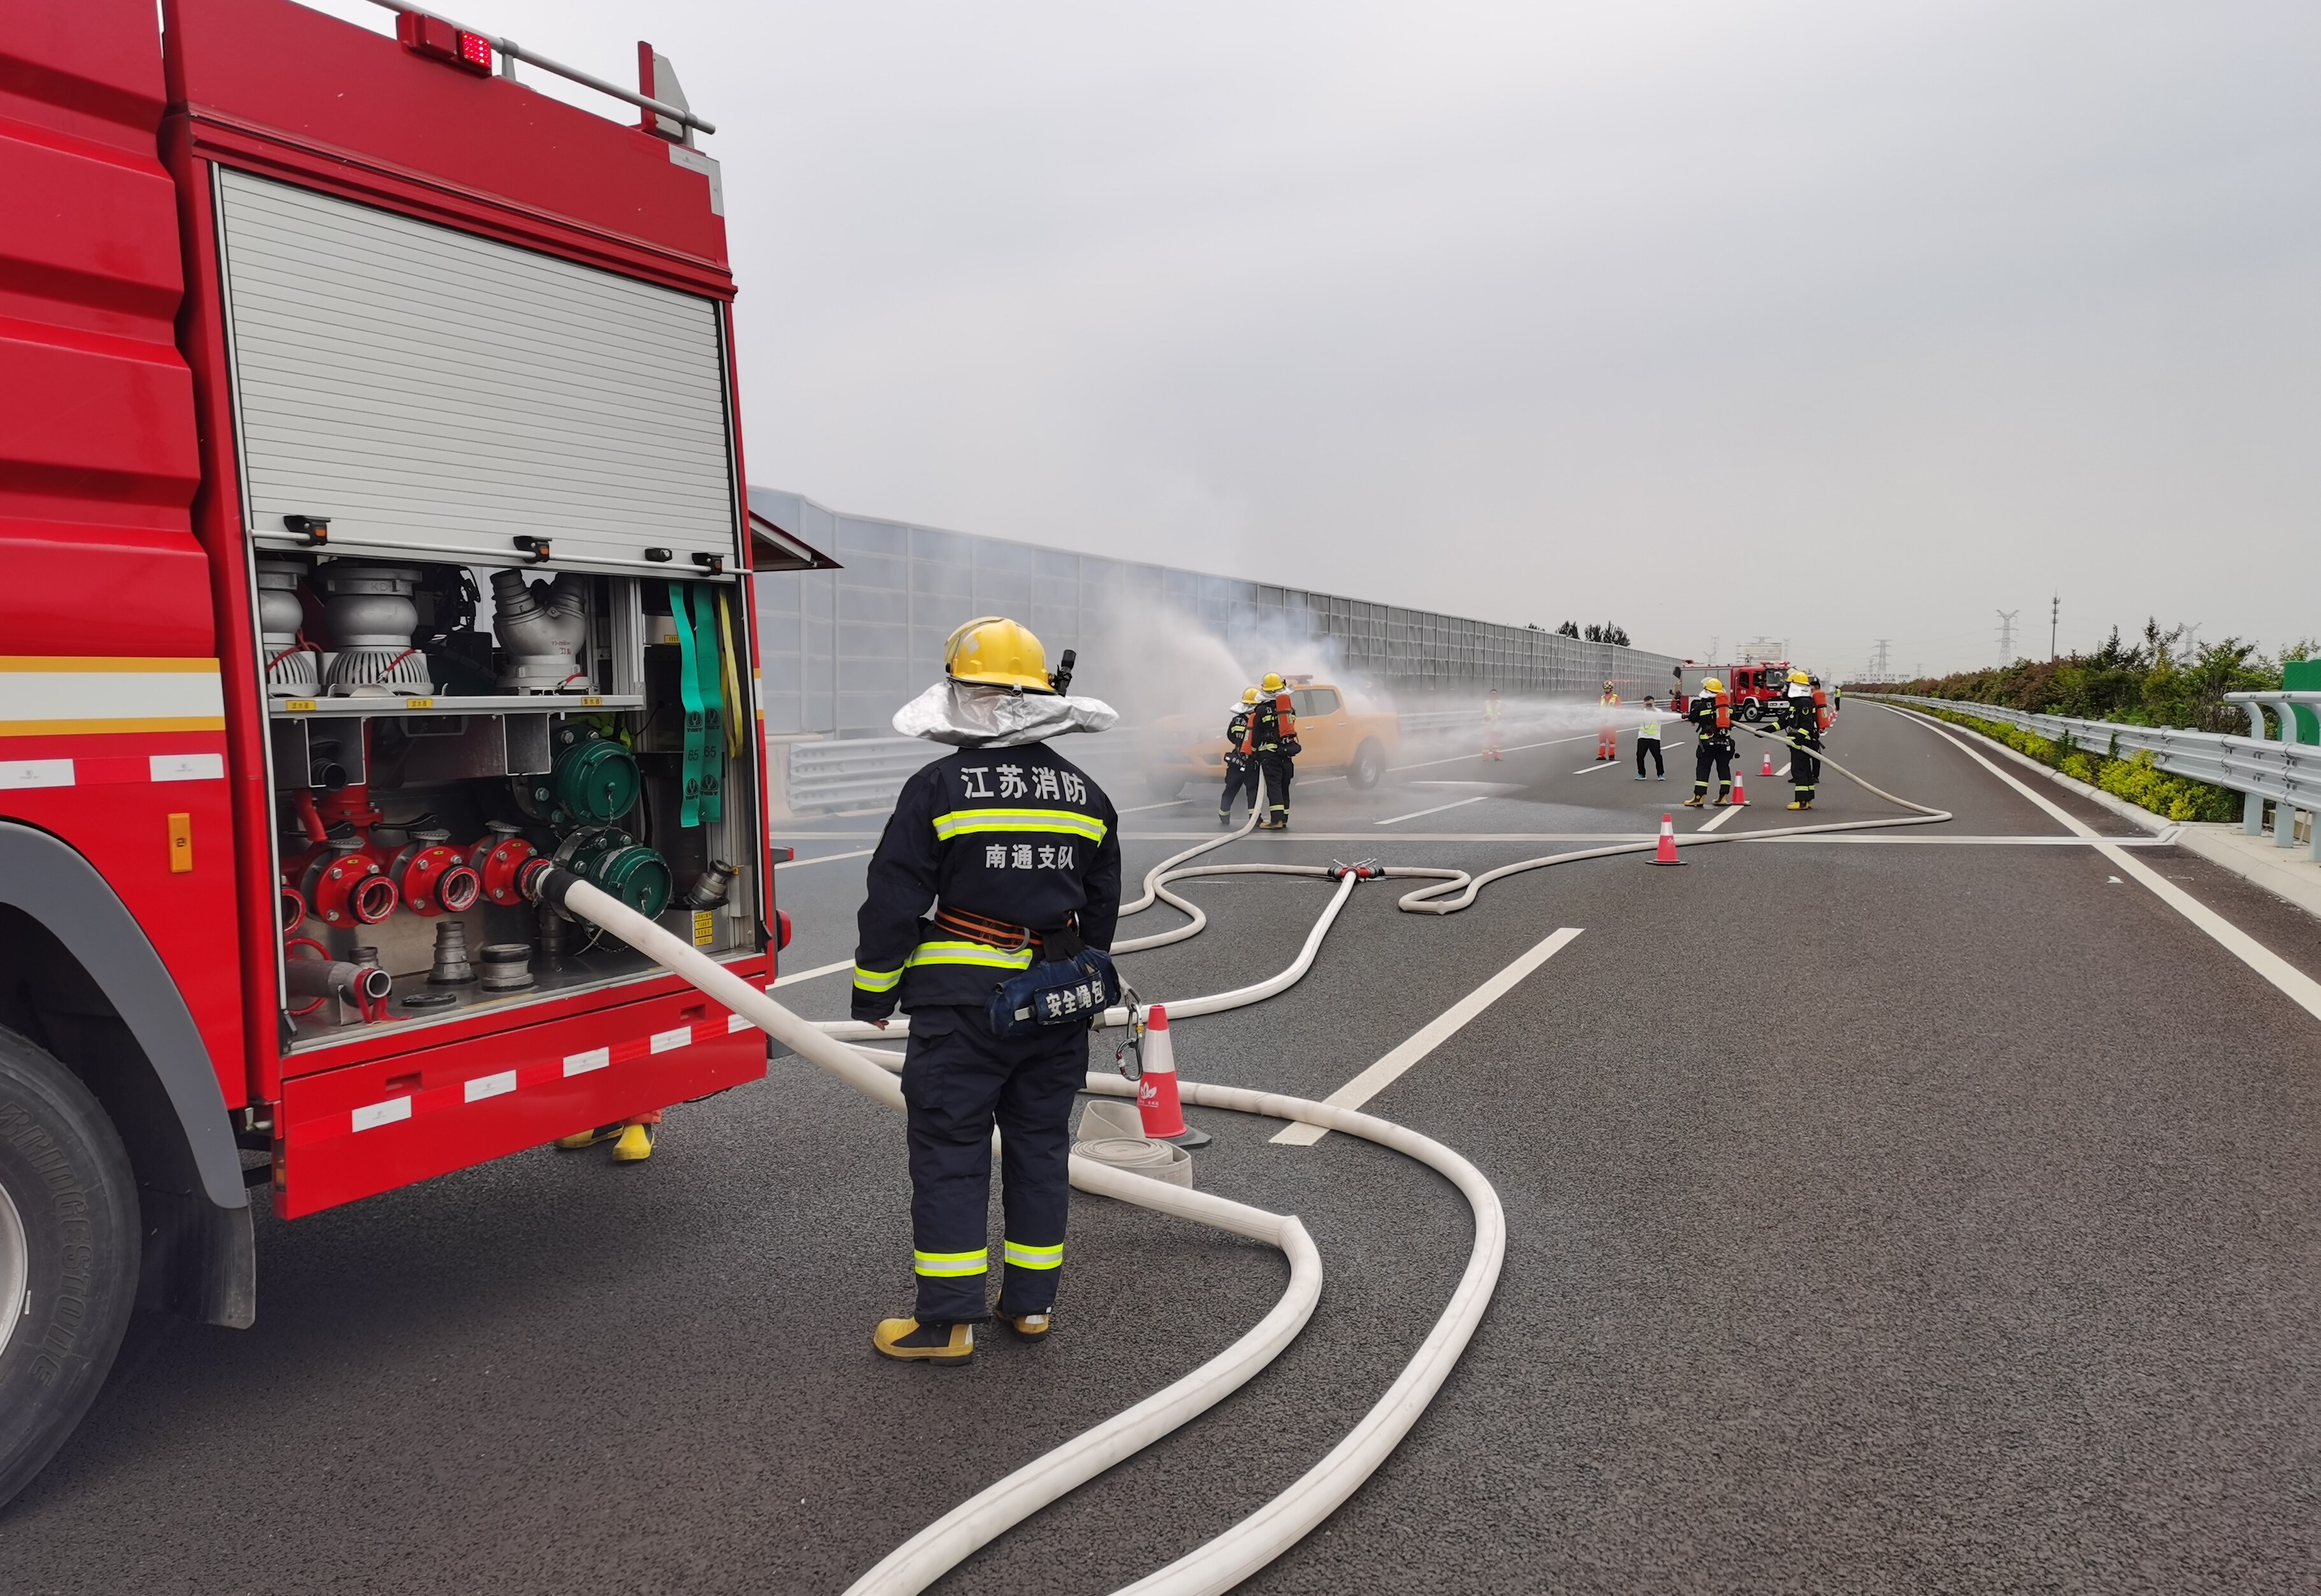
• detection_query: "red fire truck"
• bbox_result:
[0,0,788,1503]
[1675,660,1796,721]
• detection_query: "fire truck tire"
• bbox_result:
[1740,700,1763,722]
[0,1024,140,1510]
[1347,739,1386,791]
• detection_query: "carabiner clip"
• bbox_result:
[1114,988,1146,1081]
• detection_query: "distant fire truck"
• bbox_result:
[0,0,792,1503]
[1674,661,1795,721]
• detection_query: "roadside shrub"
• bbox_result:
[1905,707,2239,824]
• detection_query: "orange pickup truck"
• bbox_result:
[1143,677,1400,799]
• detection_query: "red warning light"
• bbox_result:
[395,11,493,76]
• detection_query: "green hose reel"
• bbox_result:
[516,726,639,829]
[551,826,672,919]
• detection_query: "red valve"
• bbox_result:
[467,828,537,907]
[388,842,481,916]
[776,909,793,951]
[296,842,398,927]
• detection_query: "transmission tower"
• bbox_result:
[2050,594,2059,658]
[1869,638,1893,680]
[1996,608,2020,661]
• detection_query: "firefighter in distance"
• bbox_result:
[1782,670,1827,810]
[1219,686,1261,826]
[1245,672,1299,830]
[1684,676,1736,807]
[853,618,1123,1363]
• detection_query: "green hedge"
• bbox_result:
[1909,706,2239,823]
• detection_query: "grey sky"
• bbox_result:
[301,1,2321,676]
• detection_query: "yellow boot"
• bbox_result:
[1001,1310,1052,1340]
[873,1317,974,1363]
[611,1120,655,1161]
[557,1123,620,1149]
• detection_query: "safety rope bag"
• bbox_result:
[987,922,1123,1039]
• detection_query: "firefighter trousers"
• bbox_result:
[1635,736,1663,778]
[899,1003,1088,1322]
[1693,738,1733,799]
[1790,742,1821,801]
[1258,751,1294,821]
[1220,756,1259,817]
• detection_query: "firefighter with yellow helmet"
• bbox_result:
[856,617,1123,1363]
[1218,687,1261,826]
[1242,672,1300,829]
[1684,675,1735,807]
[1781,669,1826,809]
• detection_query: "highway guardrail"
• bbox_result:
[1876,693,2321,856]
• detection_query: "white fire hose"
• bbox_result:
[528,868,1500,1596]
[528,727,1942,1593]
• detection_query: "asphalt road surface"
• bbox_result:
[8,705,2318,1593]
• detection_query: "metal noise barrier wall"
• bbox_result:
[751,487,1684,743]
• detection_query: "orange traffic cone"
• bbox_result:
[1732,773,1747,805]
[1761,751,1774,776]
[1652,813,1684,865]
[1136,1006,1210,1147]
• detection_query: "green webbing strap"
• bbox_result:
[670,581,705,827]
[692,579,724,823]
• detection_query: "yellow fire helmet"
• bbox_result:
[1261,672,1285,693]
[1789,669,1811,685]
[1701,676,1724,693]
[1241,686,1261,704]
[943,616,1052,693]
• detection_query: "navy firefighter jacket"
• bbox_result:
[851,742,1123,1022]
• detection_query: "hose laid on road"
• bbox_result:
[738,721,1948,1591]
[529,871,1501,1596]
[1395,725,1950,912]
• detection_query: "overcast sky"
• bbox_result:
[300,1,2321,676]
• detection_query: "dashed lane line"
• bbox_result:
[1695,801,1747,833]
[1374,794,1490,826]
[1893,706,2321,1026]
[771,958,853,988]
[1273,926,1584,1146]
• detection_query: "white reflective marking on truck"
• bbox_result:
[150,752,226,782]
[563,1047,611,1076]
[0,760,73,790]
[650,1026,692,1053]
[351,1097,412,1132]
[464,1070,517,1102]
[727,1012,752,1033]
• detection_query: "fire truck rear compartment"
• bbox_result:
[262,561,761,1053]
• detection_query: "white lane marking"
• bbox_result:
[464,1070,517,1102]
[1895,707,2321,1025]
[776,847,872,870]
[1779,762,1793,777]
[563,1047,611,1075]
[1118,798,1192,814]
[1571,761,1622,775]
[1389,732,1594,773]
[772,957,854,988]
[1696,801,1747,833]
[1375,794,1489,826]
[1274,926,1584,1145]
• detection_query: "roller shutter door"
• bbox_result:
[215,168,738,573]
